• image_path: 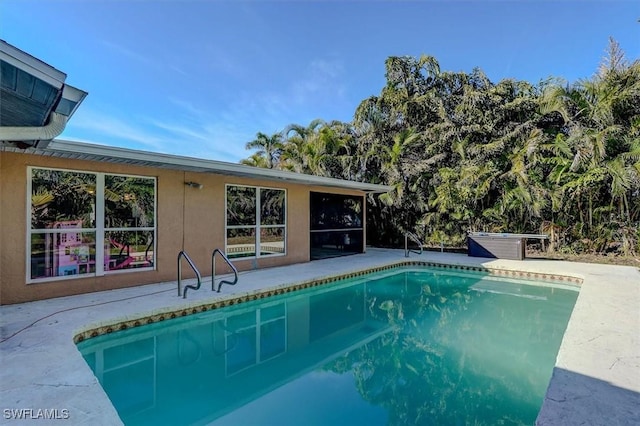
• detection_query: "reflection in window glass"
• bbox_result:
[227,228,256,258]
[105,176,155,228]
[260,189,285,225]
[30,231,96,280]
[28,167,156,282]
[259,227,285,256]
[227,186,256,226]
[226,185,286,258]
[310,192,364,260]
[105,230,154,271]
[105,175,155,272]
[310,192,363,230]
[31,169,96,229]
[104,175,156,272]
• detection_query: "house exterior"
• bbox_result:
[0,40,391,305]
[0,141,390,304]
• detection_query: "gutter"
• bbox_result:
[47,140,394,193]
[0,112,67,146]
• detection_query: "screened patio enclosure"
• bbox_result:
[310,192,364,260]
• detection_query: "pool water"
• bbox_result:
[77,267,579,425]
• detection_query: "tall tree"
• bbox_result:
[240,39,640,255]
[244,131,283,169]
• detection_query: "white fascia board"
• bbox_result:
[62,84,88,102]
[48,140,393,193]
[61,84,89,117]
[0,40,66,88]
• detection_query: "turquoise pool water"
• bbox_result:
[77,267,579,425]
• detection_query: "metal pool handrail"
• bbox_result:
[405,231,424,257]
[212,248,238,292]
[178,251,202,299]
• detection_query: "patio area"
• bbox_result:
[1,249,638,425]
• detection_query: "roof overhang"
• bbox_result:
[1,139,393,193]
[0,39,87,148]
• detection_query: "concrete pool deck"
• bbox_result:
[1,249,638,425]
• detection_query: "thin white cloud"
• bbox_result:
[228,57,348,131]
[310,59,343,79]
[65,105,246,162]
[69,108,166,151]
[168,98,208,120]
[192,124,253,160]
[63,55,349,164]
[102,41,154,66]
[291,58,346,105]
[169,64,190,78]
[102,40,191,78]
[149,121,210,142]
[156,100,256,159]
[200,43,246,77]
[65,99,306,163]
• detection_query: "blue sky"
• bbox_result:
[2,1,638,162]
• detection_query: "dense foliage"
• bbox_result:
[241,39,640,255]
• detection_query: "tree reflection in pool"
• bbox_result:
[77,267,578,425]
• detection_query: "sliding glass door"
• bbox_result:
[310,192,363,260]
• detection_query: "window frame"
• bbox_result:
[103,173,156,275]
[224,300,287,376]
[225,184,286,260]
[309,191,365,260]
[27,166,157,284]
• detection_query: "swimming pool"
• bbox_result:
[77,266,579,425]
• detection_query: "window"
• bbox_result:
[226,185,286,259]
[28,167,156,283]
[104,175,155,272]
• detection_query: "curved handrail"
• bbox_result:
[404,231,424,257]
[178,251,202,298]
[212,248,238,292]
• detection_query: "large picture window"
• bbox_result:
[28,167,156,283]
[226,185,286,259]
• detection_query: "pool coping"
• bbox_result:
[72,260,583,344]
[1,249,638,425]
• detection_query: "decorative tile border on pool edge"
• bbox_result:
[73,261,583,344]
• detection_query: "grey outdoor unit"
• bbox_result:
[467,232,527,260]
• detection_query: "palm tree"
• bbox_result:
[277,119,353,178]
[244,131,283,169]
[540,39,639,231]
[237,41,640,255]
[240,153,269,168]
[280,119,325,173]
